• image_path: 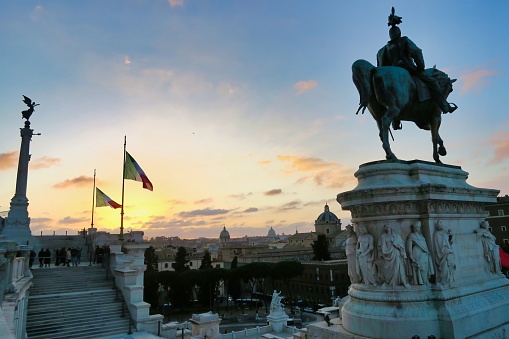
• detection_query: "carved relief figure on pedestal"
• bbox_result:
[378,225,410,288]
[432,220,456,286]
[406,221,434,285]
[355,224,377,286]
[475,220,502,274]
[345,225,360,283]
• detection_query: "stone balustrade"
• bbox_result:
[109,242,163,336]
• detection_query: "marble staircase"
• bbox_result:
[27,265,131,338]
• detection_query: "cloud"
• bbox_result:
[58,216,88,224]
[30,156,61,169]
[277,155,334,171]
[243,207,258,213]
[258,159,271,165]
[229,192,253,200]
[294,80,317,95]
[178,208,229,217]
[278,200,301,211]
[265,189,282,196]
[0,151,18,170]
[277,155,354,189]
[142,213,228,231]
[459,68,498,95]
[53,175,93,189]
[168,199,186,205]
[303,199,333,207]
[474,173,509,197]
[103,65,241,104]
[195,198,213,204]
[29,5,44,21]
[168,0,184,7]
[30,217,53,225]
[487,131,509,164]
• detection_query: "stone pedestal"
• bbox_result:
[334,160,509,339]
[189,312,221,339]
[267,311,289,333]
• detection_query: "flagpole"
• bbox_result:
[91,169,96,228]
[120,136,126,242]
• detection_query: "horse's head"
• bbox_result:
[431,67,457,98]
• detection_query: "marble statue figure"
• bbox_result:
[345,225,360,283]
[355,224,377,286]
[406,221,434,285]
[432,220,456,286]
[270,290,283,314]
[379,225,410,288]
[475,221,502,274]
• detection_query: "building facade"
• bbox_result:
[485,195,509,250]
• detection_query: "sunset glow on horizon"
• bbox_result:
[1,1,509,240]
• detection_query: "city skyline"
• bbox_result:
[1,1,508,239]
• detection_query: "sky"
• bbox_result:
[1,1,508,240]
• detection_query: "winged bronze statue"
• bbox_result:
[21,95,39,121]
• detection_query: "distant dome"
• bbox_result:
[316,203,339,224]
[220,226,230,241]
[267,227,276,238]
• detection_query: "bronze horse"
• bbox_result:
[352,59,456,163]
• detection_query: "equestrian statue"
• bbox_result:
[352,8,457,163]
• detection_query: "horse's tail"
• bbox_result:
[352,59,375,114]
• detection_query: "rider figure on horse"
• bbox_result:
[376,8,457,130]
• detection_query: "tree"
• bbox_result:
[271,261,304,302]
[228,256,242,304]
[312,234,331,261]
[199,250,213,270]
[145,245,159,271]
[143,246,159,312]
[159,271,193,311]
[172,246,190,273]
[236,262,274,311]
[197,250,214,308]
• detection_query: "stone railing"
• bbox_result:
[0,240,33,339]
[109,242,163,336]
[160,320,191,338]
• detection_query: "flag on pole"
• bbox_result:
[500,248,509,269]
[96,188,122,209]
[124,151,153,191]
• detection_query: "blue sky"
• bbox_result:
[0,1,508,239]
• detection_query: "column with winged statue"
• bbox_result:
[1,96,40,247]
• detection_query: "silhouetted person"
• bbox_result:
[29,250,36,268]
[44,248,51,267]
[71,247,78,266]
[66,248,71,267]
[38,249,44,267]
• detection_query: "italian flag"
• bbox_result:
[500,248,509,269]
[124,151,153,191]
[96,188,122,209]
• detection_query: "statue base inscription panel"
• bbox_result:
[334,160,509,339]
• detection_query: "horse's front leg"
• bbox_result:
[430,114,445,163]
[381,108,398,161]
